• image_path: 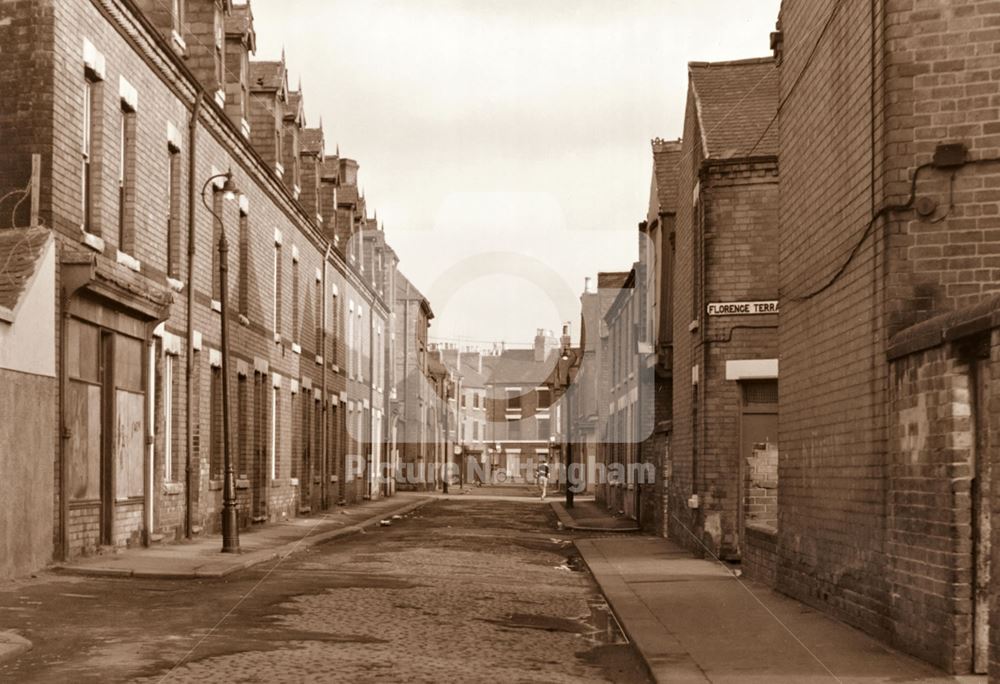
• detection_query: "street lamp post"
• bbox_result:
[202,170,240,553]
[558,331,580,509]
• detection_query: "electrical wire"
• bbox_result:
[746,0,844,158]
[789,162,932,302]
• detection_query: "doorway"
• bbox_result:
[737,379,778,556]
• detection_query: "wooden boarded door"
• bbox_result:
[65,319,103,551]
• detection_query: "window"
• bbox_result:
[537,416,550,441]
[171,0,185,35]
[238,206,249,316]
[210,365,222,480]
[237,373,248,478]
[166,148,181,277]
[273,244,283,340]
[508,419,520,441]
[505,387,521,411]
[274,127,282,170]
[473,422,479,440]
[473,393,479,409]
[81,77,96,233]
[213,9,224,90]
[348,301,355,378]
[292,254,300,343]
[536,387,551,409]
[117,103,136,252]
[314,279,322,355]
[163,354,175,482]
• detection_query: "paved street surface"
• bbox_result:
[0,491,649,683]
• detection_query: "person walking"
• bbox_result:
[536,459,550,501]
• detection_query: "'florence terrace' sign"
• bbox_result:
[707,301,779,316]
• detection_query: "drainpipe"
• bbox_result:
[184,91,203,538]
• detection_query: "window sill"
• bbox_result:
[236,478,250,490]
[208,479,222,491]
[81,231,105,253]
[291,342,301,354]
[211,299,222,313]
[171,30,187,53]
[166,277,184,293]
[116,250,141,272]
[162,482,183,496]
[274,333,282,344]
[290,477,300,487]
[239,314,250,327]
[315,354,323,365]
[688,320,699,333]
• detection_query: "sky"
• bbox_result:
[250,0,782,348]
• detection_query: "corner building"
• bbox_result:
[667,57,780,561]
[776,1,1000,675]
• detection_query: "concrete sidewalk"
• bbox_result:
[551,498,641,532]
[54,494,430,580]
[576,536,974,684]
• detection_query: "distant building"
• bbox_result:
[484,331,560,483]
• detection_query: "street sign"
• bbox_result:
[707,300,778,316]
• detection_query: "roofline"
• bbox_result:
[687,56,776,69]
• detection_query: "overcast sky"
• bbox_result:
[250,0,782,348]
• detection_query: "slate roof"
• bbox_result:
[284,91,304,123]
[300,128,325,155]
[688,57,779,159]
[597,271,630,290]
[337,184,358,206]
[485,349,558,386]
[225,4,256,49]
[649,138,682,221]
[250,60,285,92]
[0,228,49,317]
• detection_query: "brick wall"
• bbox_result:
[776,0,892,642]
[668,90,780,558]
[778,0,1000,673]
[0,0,398,566]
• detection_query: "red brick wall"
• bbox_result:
[668,75,780,557]
[776,0,891,642]
[778,0,1000,672]
[0,0,395,562]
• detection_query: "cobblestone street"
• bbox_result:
[0,492,649,683]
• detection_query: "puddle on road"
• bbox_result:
[481,597,627,648]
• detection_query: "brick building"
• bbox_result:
[484,331,560,483]
[774,1,1000,676]
[0,0,418,572]
[393,273,440,491]
[589,271,630,506]
[666,57,780,560]
[636,139,681,535]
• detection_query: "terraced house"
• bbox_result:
[0,0,423,578]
